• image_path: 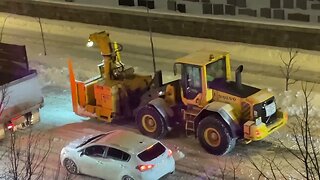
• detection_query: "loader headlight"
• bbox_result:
[253,110,258,118]
[158,91,165,96]
[255,117,262,125]
[86,40,94,47]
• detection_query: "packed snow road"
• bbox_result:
[0,13,320,179]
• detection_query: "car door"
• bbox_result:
[99,147,130,180]
[77,145,107,179]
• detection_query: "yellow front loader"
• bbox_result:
[134,50,288,155]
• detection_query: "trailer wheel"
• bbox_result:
[197,116,236,155]
[136,106,168,139]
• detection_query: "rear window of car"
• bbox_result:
[137,142,166,162]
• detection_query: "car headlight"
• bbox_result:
[61,148,66,155]
[61,148,69,156]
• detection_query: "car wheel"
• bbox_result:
[63,158,78,174]
[136,105,168,139]
[197,116,236,155]
[122,175,134,180]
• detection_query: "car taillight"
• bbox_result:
[168,149,172,157]
[7,123,14,131]
[136,164,155,172]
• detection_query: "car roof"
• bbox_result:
[175,49,228,66]
[93,130,159,154]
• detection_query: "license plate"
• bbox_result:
[265,102,276,117]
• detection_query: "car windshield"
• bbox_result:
[137,142,166,162]
[76,132,113,148]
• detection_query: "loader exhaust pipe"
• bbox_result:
[235,65,243,90]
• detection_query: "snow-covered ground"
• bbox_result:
[1,12,320,179]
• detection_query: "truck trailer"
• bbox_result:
[0,42,44,140]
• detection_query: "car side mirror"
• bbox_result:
[80,151,84,157]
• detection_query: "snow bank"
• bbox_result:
[30,62,69,88]
[277,90,320,118]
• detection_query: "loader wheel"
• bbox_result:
[197,116,236,155]
[136,106,168,139]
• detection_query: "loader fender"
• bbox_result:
[148,98,174,130]
[195,101,241,138]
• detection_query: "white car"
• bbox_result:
[60,130,175,180]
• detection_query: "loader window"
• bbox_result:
[182,65,202,99]
[186,66,201,89]
[206,59,226,86]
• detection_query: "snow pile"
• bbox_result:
[31,62,69,88]
[172,146,185,161]
[271,125,320,157]
[277,90,320,118]
[29,57,98,89]
[76,106,97,118]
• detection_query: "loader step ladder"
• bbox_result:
[183,106,201,136]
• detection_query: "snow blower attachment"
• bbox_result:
[68,31,152,122]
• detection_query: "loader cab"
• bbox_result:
[174,50,231,107]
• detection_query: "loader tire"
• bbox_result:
[197,116,236,155]
[136,106,168,139]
